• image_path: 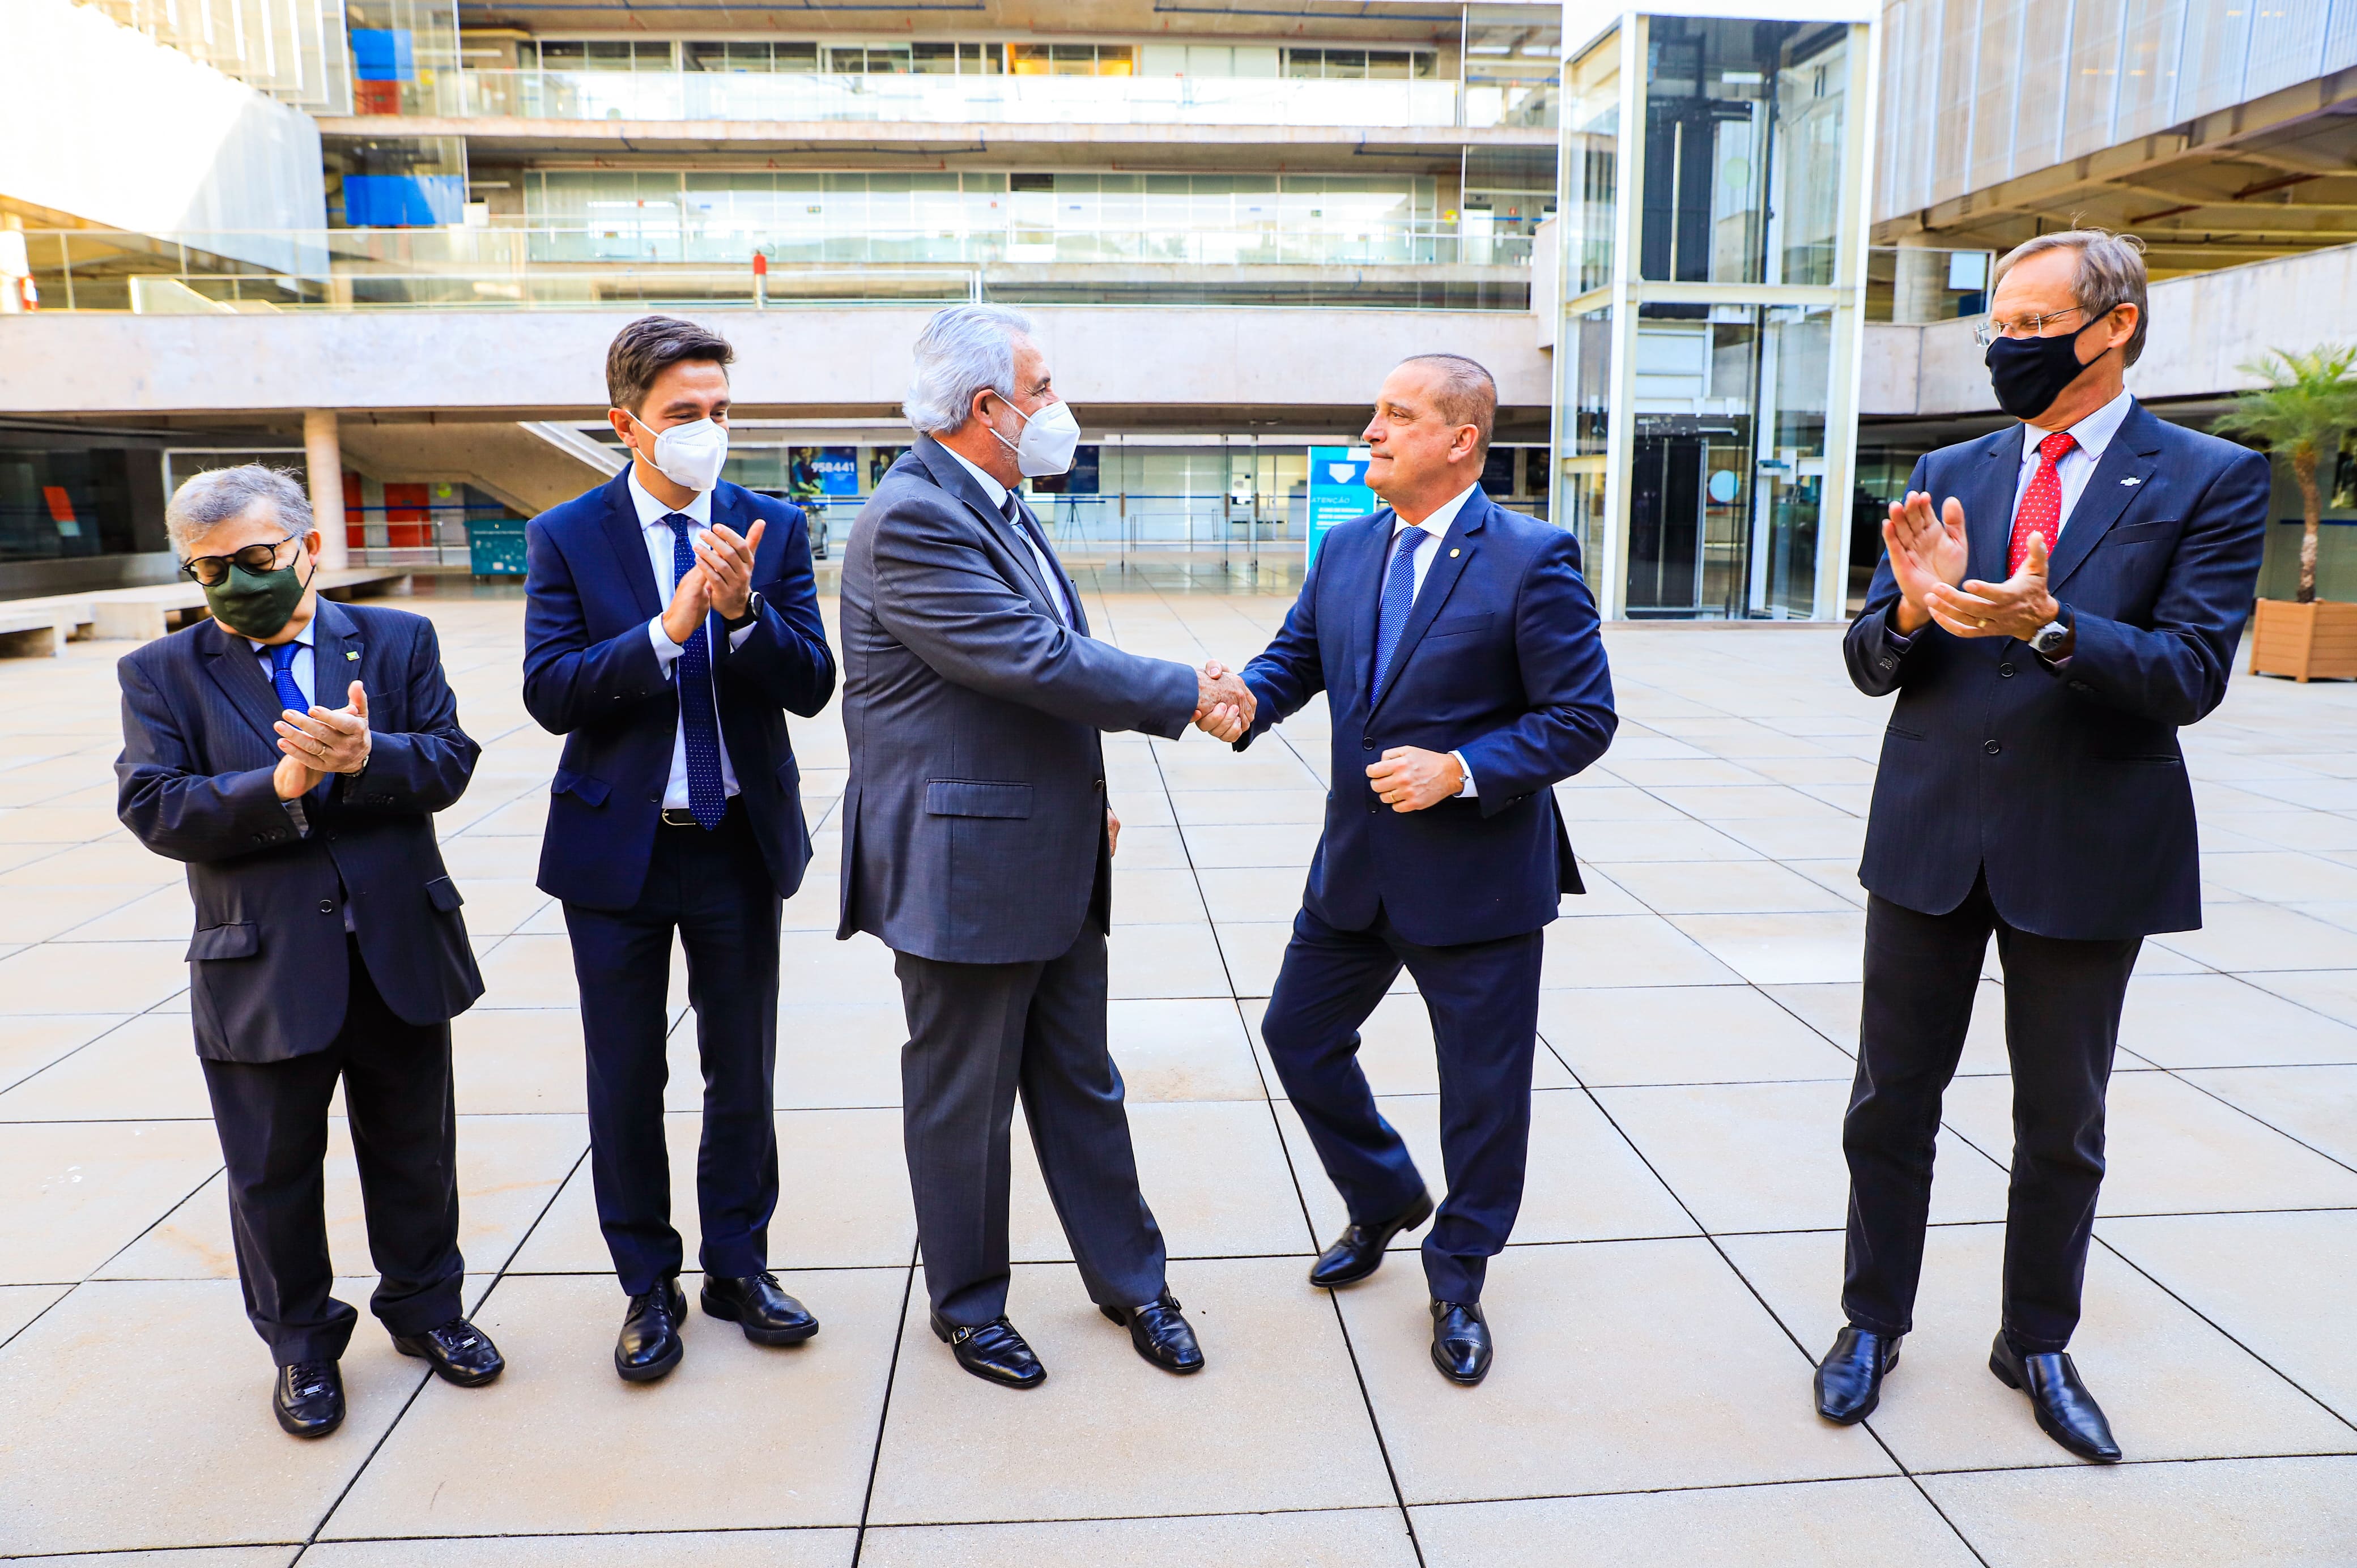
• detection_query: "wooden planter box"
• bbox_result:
[2250,598,2357,681]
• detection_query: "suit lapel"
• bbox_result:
[1343,509,1397,708]
[200,618,293,751]
[1368,491,1486,718]
[1964,427,2024,587]
[912,435,1062,621]
[1015,495,1088,636]
[2046,403,2164,593]
[310,598,361,713]
[600,468,664,621]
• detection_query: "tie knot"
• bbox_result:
[271,641,300,672]
[1398,526,1429,557]
[663,512,694,537]
[2037,431,2077,465]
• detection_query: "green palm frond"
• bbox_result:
[2211,344,2357,459]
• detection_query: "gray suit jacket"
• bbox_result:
[837,435,1198,965]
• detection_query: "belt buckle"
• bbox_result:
[660,807,699,828]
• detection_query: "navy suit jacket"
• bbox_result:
[1236,488,1618,947]
[1846,400,2270,940]
[115,600,484,1063]
[522,471,836,911]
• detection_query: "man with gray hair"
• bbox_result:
[117,465,500,1438]
[1819,229,2269,1462]
[837,304,1253,1387]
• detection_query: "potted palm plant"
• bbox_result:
[2214,343,2357,681]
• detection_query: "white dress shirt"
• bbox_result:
[941,445,1071,627]
[1384,482,1485,798]
[2013,387,2135,535]
[629,466,751,809]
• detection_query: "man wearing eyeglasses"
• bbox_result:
[1818,231,2270,1463]
[116,465,499,1440]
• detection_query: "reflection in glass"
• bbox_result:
[1562,29,1622,297]
[1638,17,1849,289]
[1623,304,1830,619]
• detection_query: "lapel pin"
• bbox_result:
[1449,548,1461,557]
[346,650,360,660]
[2120,477,2141,485]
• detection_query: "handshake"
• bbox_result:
[1193,661,1257,743]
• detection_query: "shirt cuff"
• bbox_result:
[727,621,755,651]
[279,797,310,837]
[648,616,685,672]
[1882,603,1917,650]
[1452,751,1477,798]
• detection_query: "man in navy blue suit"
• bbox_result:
[1231,354,1616,1384]
[1815,232,2270,1463]
[118,465,502,1439]
[524,317,836,1383]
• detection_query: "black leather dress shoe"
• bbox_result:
[1309,1190,1435,1289]
[1100,1288,1205,1374]
[701,1272,820,1347]
[615,1276,688,1384]
[930,1311,1045,1388]
[393,1316,506,1387]
[1814,1326,1901,1425]
[273,1360,345,1438]
[1429,1300,1492,1385]
[1989,1333,2122,1462]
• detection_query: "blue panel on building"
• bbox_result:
[349,28,416,81]
[343,174,466,228]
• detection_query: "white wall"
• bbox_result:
[0,0,327,275]
[0,305,1552,417]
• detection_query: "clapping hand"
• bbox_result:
[691,518,767,621]
[1881,491,1969,636]
[1194,660,1255,742]
[273,680,371,799]
[1923,530,2059,641]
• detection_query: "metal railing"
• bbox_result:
[8,226,1536,313]
[349,69,1559,131]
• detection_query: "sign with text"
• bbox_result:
[1306,446,1375,568]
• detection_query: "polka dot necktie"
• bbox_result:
[665,515,726,830]
[2009,431,2078,576]
[267,641,307,715]
[1373,526,1430,694]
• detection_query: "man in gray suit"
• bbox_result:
[839,303,1254,1389]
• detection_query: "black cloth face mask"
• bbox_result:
[1984,313,2111,422]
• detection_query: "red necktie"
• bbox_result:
[2009,431,2078,576]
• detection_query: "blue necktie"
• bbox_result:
[666,515,727,830]
[269,641,307,714]
[1373,526,1429,694]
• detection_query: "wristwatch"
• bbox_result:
[2027,605,2074,659]
[724,591,764,633]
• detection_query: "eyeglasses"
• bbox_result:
[179,534,300,587]
[1973,306,2088,348]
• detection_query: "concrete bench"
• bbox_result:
[84,569,411,644]
[0,605,73,658]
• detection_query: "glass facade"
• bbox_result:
[1551,10,1872,620]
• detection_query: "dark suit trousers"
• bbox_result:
[198,938,463,1366]
[1260,904,1544,1303]
[1843,876,2141,1353]
[564,803,782,1296]
[894,915,1167,1325]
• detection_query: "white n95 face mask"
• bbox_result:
[992,398,1080,478]
[627,411,730,492]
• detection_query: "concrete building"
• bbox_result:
[2,0,2355,613]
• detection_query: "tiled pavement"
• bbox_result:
[3,570,2356,1565]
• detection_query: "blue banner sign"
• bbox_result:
[1306,446,1374,567]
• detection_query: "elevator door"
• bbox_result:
[1627,434,1705,613]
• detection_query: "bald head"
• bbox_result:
[1362,353,1497,523]
[1398,354,1496,462]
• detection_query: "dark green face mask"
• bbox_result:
[202,546,313,640]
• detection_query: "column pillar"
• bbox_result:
[303,410,349,569]
[1892,232,1947,325]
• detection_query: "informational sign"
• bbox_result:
[1305,445,1375,568]
[788,446,860,499]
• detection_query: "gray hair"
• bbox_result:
[165,464,313,556]
[904,303,1037,436]
[1994,228,2151,366]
